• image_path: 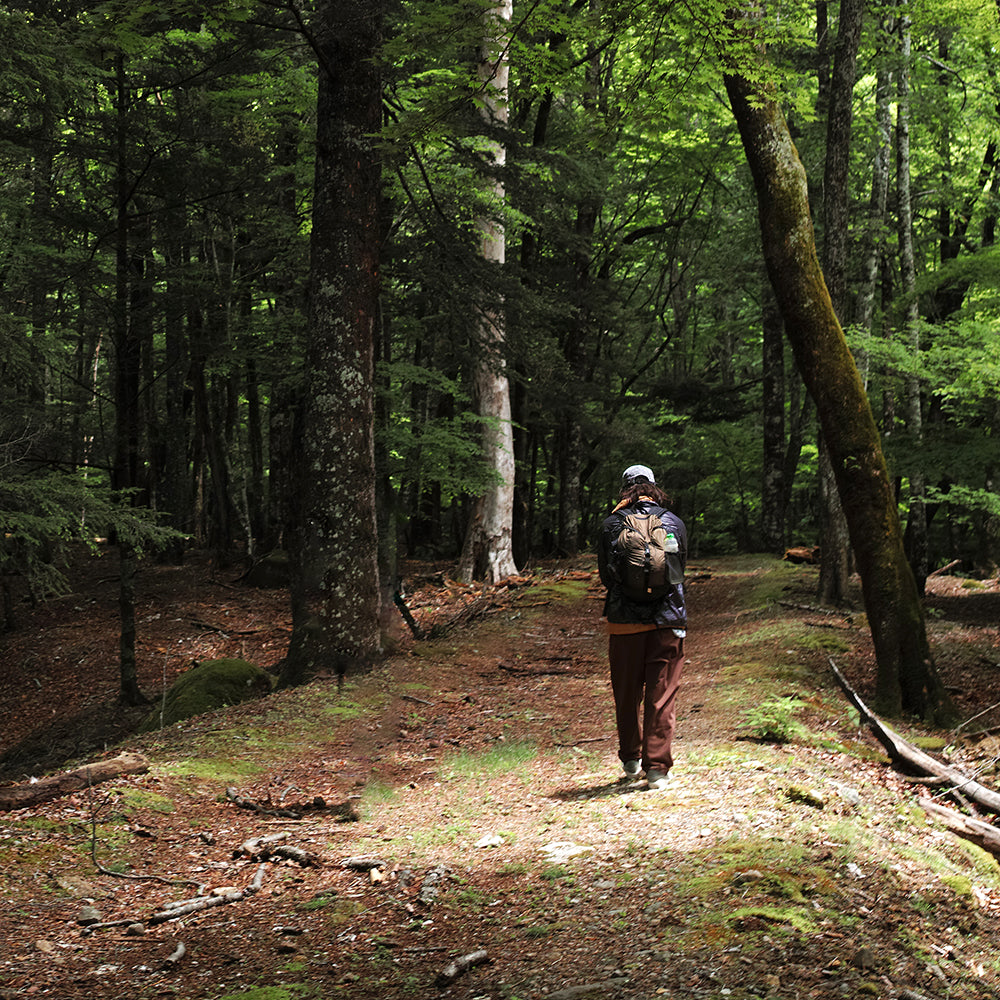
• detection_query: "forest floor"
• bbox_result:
[3,550,1000,1000]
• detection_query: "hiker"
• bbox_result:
[597,464,687,790]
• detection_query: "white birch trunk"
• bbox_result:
[458,0,518,584]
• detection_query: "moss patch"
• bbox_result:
[140,658,274,732]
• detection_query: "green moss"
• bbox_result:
[116,788,175,813]
[939,873,973,898]
[796,632,851,654]
[725,904,820,935]
[156,756,266,782]
[298,893,337,912]
[140,658,274,732]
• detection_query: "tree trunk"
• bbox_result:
[281,0,383,686]
[895,13,928,595]
[159,202,190,563]
[816,0,862,604]
[458,0,518,584]
[113,51,144,706]
[856,61,893,379]
[760,276,786,553]
[723,65,952,722]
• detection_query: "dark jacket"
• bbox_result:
[598,499,688,629]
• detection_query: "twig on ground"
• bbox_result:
[434,949,489,987]
[225,786,302,819]
[149,863,266,925]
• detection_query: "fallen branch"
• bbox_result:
[929,559,962,578]
[497,661,575,677]
[225,785,354,821]
[830,658,1000,815]
[402,694,433,706]
[434,949,489,987]
[343,855,390,872]
[953,700,1000,738]
[225,786,303,819]
[271,844,323,867]
[394,590,425,639]
[236,832,289,858]
[149,864,266,925]
[0,753,149,811]
[919,797,1000,858]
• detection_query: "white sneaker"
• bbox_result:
[622,759,642,778]
[646,769,669,790]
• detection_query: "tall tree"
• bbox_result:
[458,0,519,583]
[723,28,952,721]
[111,48,145,706]
[281,0,383,686]
[895,11,929,594]
[816,0,863,605]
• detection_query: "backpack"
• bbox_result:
[611,507,683,602]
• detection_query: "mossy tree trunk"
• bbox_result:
[723,70,952,722]
[281,0,383,686]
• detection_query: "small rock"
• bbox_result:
[76,905,102,926]
[851,947,876,970]
[55,876,98,899]
[539,841,594,863]
[35,939,56,954]
[474,833,503,848]
[126,923,146,936]
[831,782,861,807]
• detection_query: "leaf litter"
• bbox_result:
[0,552,999,997]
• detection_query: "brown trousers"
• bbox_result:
[609,628,684,773]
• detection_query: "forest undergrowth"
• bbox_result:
[2,552,1000,1000]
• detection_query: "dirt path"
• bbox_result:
[2,560,999,999]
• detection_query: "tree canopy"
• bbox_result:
[3,0,999,716]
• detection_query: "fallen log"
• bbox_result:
[0,752,149,811]
[148,864,266,925]
[919,797,1000,858]
[830,658,1000,815]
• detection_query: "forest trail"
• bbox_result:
[1,555,1000,999]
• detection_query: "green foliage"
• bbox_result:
[0,471,184,599]
[741,695,809,743]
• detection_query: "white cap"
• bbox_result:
[622,464,655,486]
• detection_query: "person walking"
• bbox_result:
[597,464,687,790]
